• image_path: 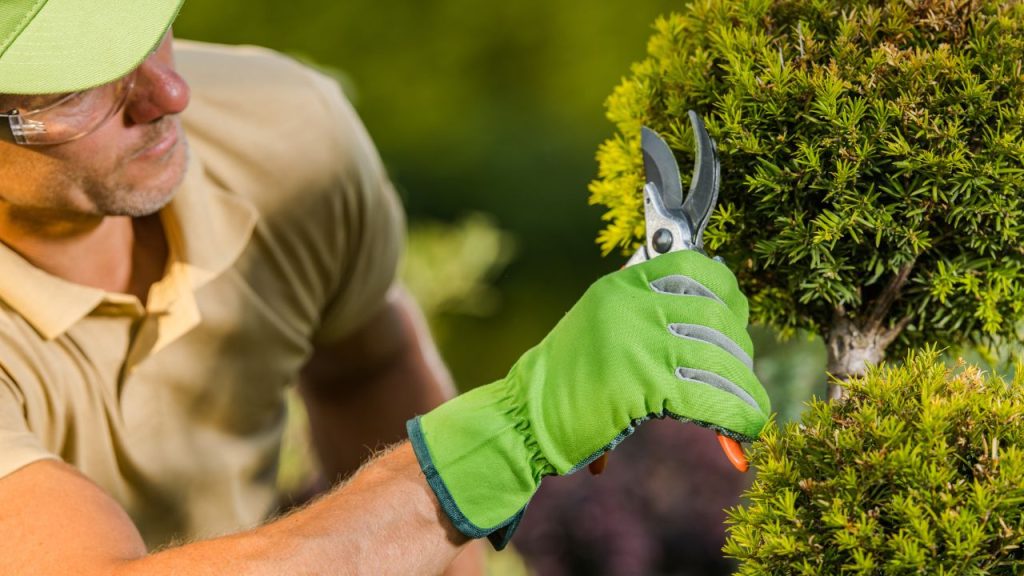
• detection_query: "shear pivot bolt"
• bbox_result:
[653,229,673,253]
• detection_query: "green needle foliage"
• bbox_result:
[590,0,1024,374]
[724,349,1024,574]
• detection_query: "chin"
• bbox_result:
[100,139,190,217]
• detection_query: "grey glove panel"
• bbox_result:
[675,366,760,410]
[649,275,725,304]
[668,323,753,369]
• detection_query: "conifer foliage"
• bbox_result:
[590,0,1024,380]
[724,350,1024,573]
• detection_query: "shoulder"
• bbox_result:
[173,39,383,202]
[170,41,405,340]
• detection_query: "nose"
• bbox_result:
[124,55,190,126]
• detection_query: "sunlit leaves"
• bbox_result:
[726,350,1024,573]
[590,0,1024,354]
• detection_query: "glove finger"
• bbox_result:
[664,336,771,418]
[665,386,769,441]
[650,291,754,362]
[638,251,749,323]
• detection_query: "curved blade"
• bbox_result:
[682,110,720,248]
[641,126,690,256]
[642,126,684,214]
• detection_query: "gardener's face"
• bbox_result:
[0,30,190,218]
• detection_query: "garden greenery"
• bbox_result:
[590,0,1024,377]
[724,349,1024,573]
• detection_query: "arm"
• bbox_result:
[0,250,767,574]
[0,443,466,576]
[299,285,486,575]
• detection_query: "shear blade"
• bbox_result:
[642,126,684,214]
[681,110,720,247]
[641,110,720,254]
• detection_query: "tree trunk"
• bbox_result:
[824,260,916,399]
[825,317,889,399]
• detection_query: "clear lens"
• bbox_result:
[0,92,72,112]
[0,72,135,146]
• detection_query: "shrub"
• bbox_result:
[724,349,1024,574]
[590,0,1024,387]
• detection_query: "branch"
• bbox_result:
[879,314,913,349]
[864,258,917,334]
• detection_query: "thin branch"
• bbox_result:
[864,258,917,333]
[879,314,913,349]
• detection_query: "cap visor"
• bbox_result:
[0,0,185,94]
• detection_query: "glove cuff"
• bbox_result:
[406,382,548,550]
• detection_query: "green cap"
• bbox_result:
[0,0,185,95]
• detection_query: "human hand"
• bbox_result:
[407,250,770,548]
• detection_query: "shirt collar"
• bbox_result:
[0,147,258,340]
[162,148,258,292]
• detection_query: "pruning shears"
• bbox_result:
[589,110,749,475]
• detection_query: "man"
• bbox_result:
[0,2,769,574]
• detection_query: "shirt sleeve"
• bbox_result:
[0,373,57,480]
[302,69,407,346]
[176,41,407,347]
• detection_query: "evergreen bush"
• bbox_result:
[590,0,1024,386]
[724,349,1024,573]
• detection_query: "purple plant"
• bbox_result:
[515,419,751,575]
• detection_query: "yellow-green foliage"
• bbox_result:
[400,213,516,318]
[591,0,1024,352]
[725,349,1024,573]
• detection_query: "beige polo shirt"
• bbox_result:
[0,40,404,548]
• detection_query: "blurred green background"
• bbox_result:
[175,0,683,388]
[174,2,828,574]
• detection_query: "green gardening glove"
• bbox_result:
[406,250,770,549]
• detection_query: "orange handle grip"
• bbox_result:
[588,453,609,475]
[717,434,748,472]
[587,432,748,475]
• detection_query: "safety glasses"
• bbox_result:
[0,70,136,146]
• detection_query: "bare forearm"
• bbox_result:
[113,443,465,576]
[298,289,486,576]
